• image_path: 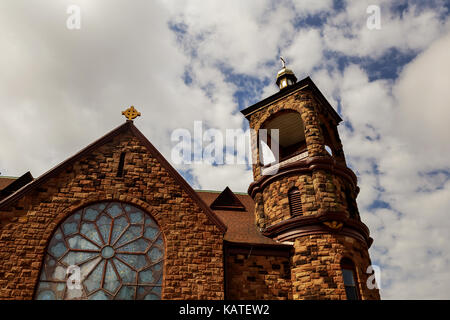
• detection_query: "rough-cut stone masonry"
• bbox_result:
[244,82,380,300]
[0,129,224,300]
[226,253,291,300]
[291,234,380,300]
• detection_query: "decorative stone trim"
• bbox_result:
[323,221,343,230]
[262,211,372,248]
[41,195,160,245]
[224,240,293,258]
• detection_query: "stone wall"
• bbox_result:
[254,165,359,229]
[226,253,292,300]
[261,173,318,226]
[291,234,380,300]
[0,129,224,300]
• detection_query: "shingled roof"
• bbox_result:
[197,188,288,247]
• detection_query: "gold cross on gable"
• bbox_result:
[122,106,141,121]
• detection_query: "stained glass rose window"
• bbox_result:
[35,202,164,300]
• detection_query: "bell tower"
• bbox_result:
[241,62,380,300]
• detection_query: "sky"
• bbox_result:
[1,0,450,299]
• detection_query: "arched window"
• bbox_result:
[345,188,359,220]
[260,111,307,165]
[340,258,360,300]
[35,202,164,300]
[320,124,335,156]
[288,187,303,216]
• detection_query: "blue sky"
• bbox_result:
[0,0,449,299]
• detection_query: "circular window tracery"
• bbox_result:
[35,202,164,300]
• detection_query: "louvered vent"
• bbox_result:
[288,188,303,216]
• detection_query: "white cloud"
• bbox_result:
[323,0,450,58]
[0,0,242,178]
[331,32,450,299]
[190,163,253,193]
[393,32,450,167]
[163,0,295,78]
[292,0,333,17]
[284,28,325,77]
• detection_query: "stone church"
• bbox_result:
[0,65,380,300]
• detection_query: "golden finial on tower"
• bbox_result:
[276,56,297,90]
[122,106,141,121]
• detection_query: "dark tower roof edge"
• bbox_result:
[240,76,342,123]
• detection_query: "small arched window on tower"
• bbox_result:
[288,187,303,217]
[320,124,334,157]
[340,258,360,300]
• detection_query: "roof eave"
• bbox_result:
[241,76,342,124]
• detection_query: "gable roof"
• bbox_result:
[240,76,342,123]
[209,186,246,211]
[197,190,289,248]
[0,121,227,233]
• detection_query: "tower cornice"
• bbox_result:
[262,211,373,248]
[240,76,342,124]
